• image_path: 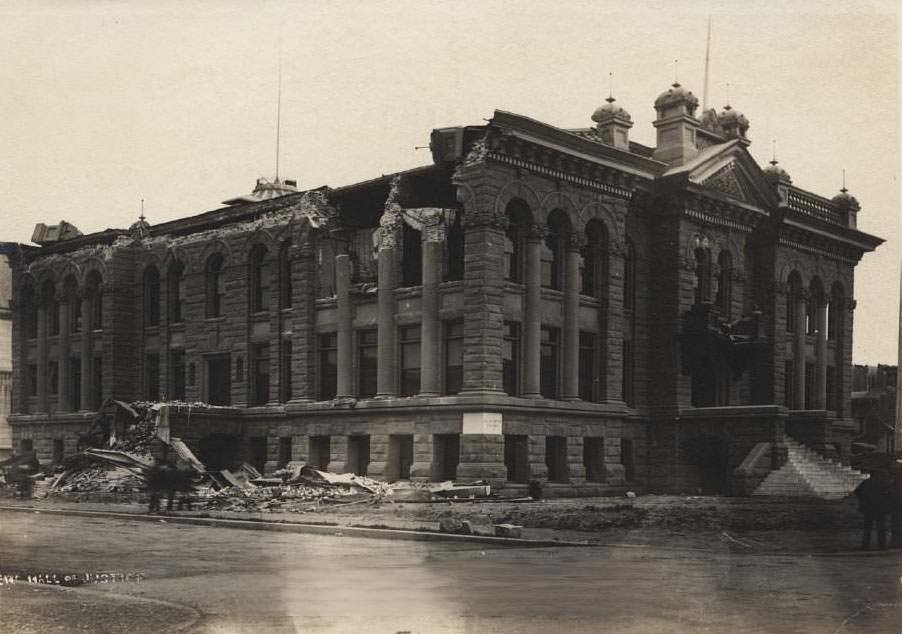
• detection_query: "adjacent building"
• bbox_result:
[7,83,882,494]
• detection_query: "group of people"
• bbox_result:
[854,466,902,551]
[145,458,196,513]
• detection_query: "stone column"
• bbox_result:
[528,433,548,480]
[376,230,398,398]
[409,429,435,482]
[523,224,545,398]
[58,296,71,411]
[419,225,444,397]
[815,298,828,410]
[567,435,587,484]
[459,199,506,393]
[326,434,348,474]
[80,293,94,411]
[36,302,48,412]
[335,252,353,399]
[290,241,316,402]
[792,292,807,410]
[562,234,583,401]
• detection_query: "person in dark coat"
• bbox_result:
[145,460,166,514]
[854,469,892,550]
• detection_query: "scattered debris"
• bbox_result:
[494,524,523,538]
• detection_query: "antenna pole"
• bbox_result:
[703,16,711,110]
[275,29,283,183]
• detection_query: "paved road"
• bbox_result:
[1,510,900,633]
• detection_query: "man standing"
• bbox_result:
[854,469,892,551]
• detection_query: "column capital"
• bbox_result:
[464,208,508,230]
[565,232,586,252]
[525,222,547,241]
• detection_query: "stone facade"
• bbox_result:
[6,86,883,494]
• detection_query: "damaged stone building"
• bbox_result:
[7,83,882,494]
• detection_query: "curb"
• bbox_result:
[0,504,590,548]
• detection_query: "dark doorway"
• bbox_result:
[388,434,413,481]
[432,434,460,481]
[207,355,231,406]
[308,436,331,470]
[583,437,605,482]
[504,434,530,483]
[682,435,730,494]
[248,436,267,474]
[347,435,370,476]
[199,433,241,471]
[545,436,569,483]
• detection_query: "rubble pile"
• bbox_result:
[53,466,144,494]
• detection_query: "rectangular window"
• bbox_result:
[503,322,520,396]
[145,353,160,401]
[280,247,293,309]
[280,341,292,403]
[252,343,270,406]
[583,437,605,483]
[21,438,33,452]
[399,325,421,397]
[545,435,568,482]
[170,349,186,402]
[578,331,597,402]
[309,435,331,470]
[27,364,38,397]
[278,436,292,468]
[92,356,103,408]
[357,330,378,398]
[540,327,560,399]
[70,357,81,411]
[47,360,58,396]
[347,435,371,476]
[207,355,231,406]
[52,438,64,464]
[318,333,338,400]
[443,320,463,395]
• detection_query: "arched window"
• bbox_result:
[542,210,569,290]
[694,248,711,304]
[809,278,825,336]
[444,209,465,282]
[63,276,80,333]
[400,224,422,287]
[85,271,103,330]
[504,199,531,283]
[279,240,292,309]
[168,261,185,323]
[249,244,269,313]
[715,250,732,317]
[21,285,37,339]
[143,266,161,327]
[205,254,224,318]
[580,220,607,297]
[787,271,802,333]
[829,282,846,415]
[42,281,59,336]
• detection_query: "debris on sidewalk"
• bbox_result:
[494,523,523,538]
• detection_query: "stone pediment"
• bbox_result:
[666,140,778,210]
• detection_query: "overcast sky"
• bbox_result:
[1,0,898,364]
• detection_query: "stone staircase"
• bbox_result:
[753,437,867,499]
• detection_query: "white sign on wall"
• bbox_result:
[462,412,503,435]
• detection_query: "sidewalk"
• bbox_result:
[4,493,897,555]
